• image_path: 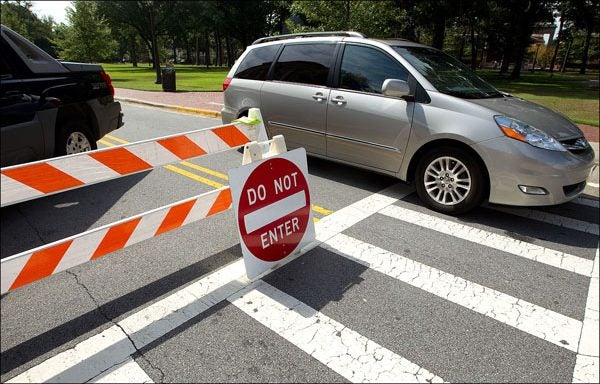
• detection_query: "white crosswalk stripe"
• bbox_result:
[3,185,598,383]
[229,280,445,383]
[379,204,594,276]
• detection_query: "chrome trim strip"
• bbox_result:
[269,121,324,135]
[327,133,400,152]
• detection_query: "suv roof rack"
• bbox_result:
[252,31,366,45]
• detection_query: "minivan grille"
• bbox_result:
[563,181,586,196]
[560,137,589,153]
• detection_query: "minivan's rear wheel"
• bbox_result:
[55,120,97,156]
[415,147,485,215]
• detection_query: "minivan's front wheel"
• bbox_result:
[415,147,485,215]
[55,120,97,156]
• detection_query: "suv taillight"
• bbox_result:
[100,70,115,97]
[223,77,232,91]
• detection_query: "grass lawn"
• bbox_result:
[102,63,228,92]
[102,63,599,127]
[479,70,599,127]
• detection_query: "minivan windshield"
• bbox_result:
[393,46,503,99]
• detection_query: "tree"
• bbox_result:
[97,1,177,83]
[1,0,58,56]
[288,0,405,38]
[564,0,600,74]
[54,1,117,62]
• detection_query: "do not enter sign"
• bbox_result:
[229,148,315,279]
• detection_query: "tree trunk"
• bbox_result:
[130,36,138,67]
[561,39,572,73]
[226,36,233,67]
[148,4,161,83]
[432,17,446,50]
[205,34,210,69]
[172,38,176,63]
[579,27,592,74]
[549,14,564,77]
[195,35,199,66]
[470,18,477,70]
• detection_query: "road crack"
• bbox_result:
[66,271,166,382]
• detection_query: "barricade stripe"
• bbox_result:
[50,156,121,184]
[0,188,232,294]
[55,230,110,272]
[91,218,142,260]
[158,136,207,159]
[2,163,84,194]
[126,142,181,168]
[154,200,196,236]
[10,241,73,291]
[207,188,232,216]
[89,148,153,175]
[0,174,43,202]
[212,125,251,147]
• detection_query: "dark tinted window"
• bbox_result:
[272,44,335,86]
[339,45,408,94]
[393,46,502,99]
[235,45,280,80]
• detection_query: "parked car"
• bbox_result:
[222,31,594,214]
[0,24,123,167]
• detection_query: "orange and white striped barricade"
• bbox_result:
[1,110,267,207]
[0,108,271,293]
[0,187,232,294]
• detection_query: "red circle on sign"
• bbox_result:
[238,158,310,262]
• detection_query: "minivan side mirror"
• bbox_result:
[382,79,412,100]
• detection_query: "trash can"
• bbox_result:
[161,66,176,92]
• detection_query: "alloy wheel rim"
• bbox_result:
[66,132,92,154]
[424,156,471,205]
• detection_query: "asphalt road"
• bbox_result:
[1,103,598,383]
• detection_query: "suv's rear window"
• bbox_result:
[235,45,280,81]
[272,43,336,87]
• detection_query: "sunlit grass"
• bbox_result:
[101,63,228,92]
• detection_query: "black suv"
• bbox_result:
[0,24,123,167]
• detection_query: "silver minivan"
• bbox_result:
[222,32,594,214]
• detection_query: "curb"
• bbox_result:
[116,97,221,119]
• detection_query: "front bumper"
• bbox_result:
[473,136,595,206]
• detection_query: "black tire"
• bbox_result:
[55,120,97,156]
[415,146,486,215]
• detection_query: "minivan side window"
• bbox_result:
[272,44,336,86]
[339,44,408,94]
[234,44,280,81]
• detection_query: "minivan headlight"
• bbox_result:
[494,116,566,152]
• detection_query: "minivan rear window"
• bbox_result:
[272,43,336,87]
[235,44,280,81]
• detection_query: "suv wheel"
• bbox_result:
[415,147,485,215]
[55,120,97,156]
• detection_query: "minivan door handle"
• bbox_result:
[312,92,325,102]
[331,96,346,106]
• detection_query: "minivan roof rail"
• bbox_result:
[252,31,366,45]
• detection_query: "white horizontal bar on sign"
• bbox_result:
[243,191,307,233]
[0,187,232,294]
[0,120,261,208]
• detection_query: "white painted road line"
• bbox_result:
[6,185,412,383]
[88,357,153,383]
[573,197,600,208]
[572,246,600,383]
[324,233,583,352]
[7,261,249,383]
[380,204,594,277]
[491,206,599,236]
[228,280,445,383]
